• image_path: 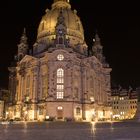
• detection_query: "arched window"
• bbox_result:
[38,106,44,115]
[57,68,64,99]
[57,68,64,84]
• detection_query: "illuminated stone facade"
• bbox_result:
[0,101,4,120]
[8,0,112,121]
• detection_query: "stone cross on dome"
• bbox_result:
[54,0,70,3]
[52,0,71,9]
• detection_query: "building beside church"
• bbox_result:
[111,87,138,120]
[0,89,10,120]
[7,0,112,121]
[135,87,140,120]
[0,101,4,120]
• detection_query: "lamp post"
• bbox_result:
[6,111,9,120]
[110,112,113,121]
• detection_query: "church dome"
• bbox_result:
[37,0,85,48]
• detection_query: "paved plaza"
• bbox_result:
[0,121,140,140]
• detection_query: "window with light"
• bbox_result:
[76,107,81,115]
[38,106,43,115]
[57,68,64,99]
[57,54,64,61]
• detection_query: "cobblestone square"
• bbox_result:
[0,122,140,140]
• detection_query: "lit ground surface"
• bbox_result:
[0,121,140,140]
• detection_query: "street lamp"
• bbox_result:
[110,112,113,121]
[6,111,9,120]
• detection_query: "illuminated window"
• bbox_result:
[90,97,95,102]
[38,106,43,115]
[25,96,29,102]
[76,107,81,115]
[57,68,64,84]
[57,54,64,61]
[57,68,64,99]
[57,85,64,90]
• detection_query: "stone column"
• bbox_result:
[22,77,25,101]
[82,68,87,96]
[18,75,22,103]
[30,73,33,100]
[32,74,38,102]
[19,76,25,102]
[81,66,86,120]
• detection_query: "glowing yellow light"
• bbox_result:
[6,112,9,115]
[46,116,50,119]
[113,114,120,119]
[91,122,97,135]
[98,111,103,119]
[57,54,64,61]
[25,111,28,115]
[90,97,95,102]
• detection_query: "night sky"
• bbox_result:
[0,0,140,89]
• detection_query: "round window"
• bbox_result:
[57,54,64,61]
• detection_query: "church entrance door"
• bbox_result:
[57,106,63,119]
